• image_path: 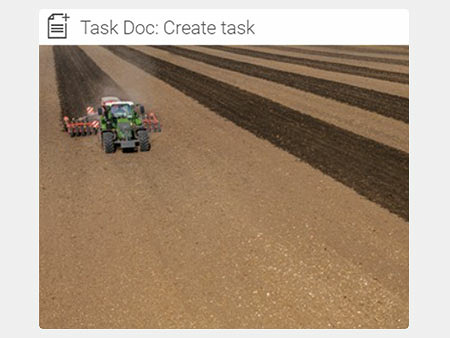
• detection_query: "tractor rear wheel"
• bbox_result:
[138,130,150,152]
[103,132,115,153]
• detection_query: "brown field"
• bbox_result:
[39,45,409,328]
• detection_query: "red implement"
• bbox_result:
[142,112,162,132]
[63,115,99,137]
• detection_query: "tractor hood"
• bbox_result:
[117,120,133,140]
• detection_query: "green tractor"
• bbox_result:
[98,97,161,153]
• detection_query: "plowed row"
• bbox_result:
[53,46,127,118]
[325,45,409,56]
[153,46,409,123]
[103,46,408,220]
[263,46,409,66]
[207,46,408,84]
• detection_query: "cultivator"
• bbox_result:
[62,106,100,137]
[63,117,100,137]
[141,112,162,132]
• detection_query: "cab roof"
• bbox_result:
[101,96,120,104]
[105,101,134,107]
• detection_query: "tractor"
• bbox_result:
[62,96,161,153]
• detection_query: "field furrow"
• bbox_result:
[105,45,408,220]
[206,46,408,84]
[321,45,409,56]
[262,46,409,66]
[153,46,409,123]
[137,46,408,153]
[186,46,408,98]
[53,46,128,118]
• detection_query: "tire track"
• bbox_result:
[262,46,409,66]
[105,46,408,220]
[206,46,408,84]
[53,46,128,118]
[154,46,409,123]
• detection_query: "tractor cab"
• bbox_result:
[101,101,137,121]
[109,102,135,119]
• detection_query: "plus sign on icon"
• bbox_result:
[48,13,70,39]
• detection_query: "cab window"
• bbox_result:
[110,104,133,118]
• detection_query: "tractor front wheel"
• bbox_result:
[138,130,150,152]
[103,132,115,153]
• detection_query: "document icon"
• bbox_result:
[48,13,70,39]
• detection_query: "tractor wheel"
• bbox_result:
[138,130,150,152]
[103,132,115,154]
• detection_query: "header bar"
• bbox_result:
[39,9,409,45]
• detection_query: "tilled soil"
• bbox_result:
[153,46,409,123]
[322,45,409,56]
[137,46,408,152]
[105,45,408,220]
[284,46,409,61]
[262,46,409,66]
[53,46,128,118]
[232,46,409,75]
[40,45,409,329]
[182,46,409,100]
[206,46,408,84]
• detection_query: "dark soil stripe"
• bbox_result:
[324,45,409,56]
[205,46,409,84]
[153,46,409,123]
[254,46,409,66]
[104,46,409,220]
[53,46,128,118]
